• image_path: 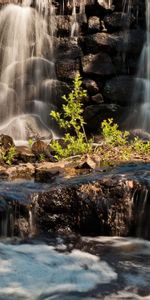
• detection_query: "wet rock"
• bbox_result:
[16,146,35,163]
[26,57,55,83]
[78,32,122,55]
[38,79,70,108]
[91,93,104,104]
[113,0,124,11]
[32,140,56,162]
[83,52,114,77]
[129,129,150,141]
[0,83,18,122]
[79,29,144,56]
[127,29,145,55]
[35,168,60,183]
[104,12,135,32]
[55,15,72,36]
[88,16,101,33]
[83,79,99,96]
[55,14,86,36]
[55,38,83,59]
[0,134,14,150]
[55,57,81,81]
[32,176,134,236]
[84,103,121,131]
[76,155,97,170]
[85,1,112,18]
[103,76,144,106]
[6,163,35,180]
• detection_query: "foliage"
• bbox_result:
[28,138,33,148]
[2,146,16,165]
[132,137,150,153]
[50,72,92,159]
[38,153,46,162]
[101,118,129,146]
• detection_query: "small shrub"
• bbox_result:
[3,146,16,165]
[50,73,92,159]
[132,137,150,153]
[28,138,33,148]
[38,153,46,162]
[101,118,129,146]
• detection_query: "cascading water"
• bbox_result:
[71,0,87,38]
[0,0,56,142]
[136,0,150,130]
[129,0,150,131]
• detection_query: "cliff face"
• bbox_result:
[1,162,150,240]
[52,0,146,132]
[0,0,145,135]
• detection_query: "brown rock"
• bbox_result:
[6,163,35,180]
[103,76,144,106]
[88,16,101,33]
[91,93,104,104]
[16,146,35,163]
[104,12,135,32]
[32,140,48,155]
[55,58,81,81]
[0,134,14,150]
[76,155,97,170]
[83,52,114,76]
[83,79,99,96]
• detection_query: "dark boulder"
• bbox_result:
[103,76,144,106]
[83,79,100,96]
[83,103,122,131]
[78,32,122,55]
[82,52,114,77]
[88,16,101,33]
[104,12,135,32]
[0,134,14,150]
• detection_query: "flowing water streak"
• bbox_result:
[71,0,79,37]
[132,0,150,130]
[0,1,56,141]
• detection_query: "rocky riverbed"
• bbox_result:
[0,235,150,300]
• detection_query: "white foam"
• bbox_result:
[0,242,117,299]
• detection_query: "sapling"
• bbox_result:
[50,73,92,159]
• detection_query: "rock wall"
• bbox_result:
[53,0,145,132]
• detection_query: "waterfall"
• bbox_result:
[71,0,87,38]
[137,0,150,130]
[0,0,56,142]
[128,0,150,131]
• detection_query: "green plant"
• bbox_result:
[132,137,150,153]
[38,153,45,162]
[50,73,92,159]
[28,138,33,148]
[3,146,16,165]
[101,118,129,146]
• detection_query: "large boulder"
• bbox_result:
[55,58,81,81]
[83,103,122,131]
[38,79,70,107]
[103,76,144,106]
[78,29,145,56]
[25,57,55,83]
[0,115,53,141]
[0,83,18,121]
[82,52,114,77]
[88,16,101,33]
[82,79,100,96]
[104,12,135,32]
[55,15,72,36]
[0,134,14,150]
[78,32,122,55]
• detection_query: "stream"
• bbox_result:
[0,163,150,299]
[0,236,150,300]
